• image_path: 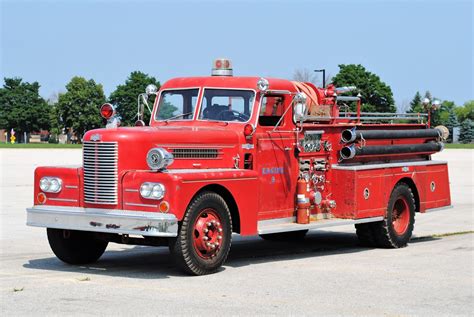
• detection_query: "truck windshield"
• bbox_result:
[155,89,199,120]
[199,89,255,122]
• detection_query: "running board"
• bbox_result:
[257,216,384,235]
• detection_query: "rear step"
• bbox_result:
[258,216,384,235]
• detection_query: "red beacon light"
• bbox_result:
[244,124,255,137]
[211,58,233,76]
[100,103,116,120]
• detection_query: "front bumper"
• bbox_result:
[26,206,178,237]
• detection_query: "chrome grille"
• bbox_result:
[171,148,220,159]
[83,141,118,205]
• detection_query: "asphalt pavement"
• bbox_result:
[0,149,472,316]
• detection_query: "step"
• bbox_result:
[257,216,384,235]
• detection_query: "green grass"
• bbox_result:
[0,143,82,149]
[444,143,474,149]
[431,230,474,238]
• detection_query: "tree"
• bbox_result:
[459,119,473,144]
[109,71,161,126]
[408,91,423,113]
[293,68,317,84]
[0,77,50,142]
[454,100,474,122]
[331,64,395,113]
[56,77,106,139]
[445,109,459,143]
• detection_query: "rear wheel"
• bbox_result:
[169,192,232,275]
[370,183,416,248]
[47,228,108,264]
[259,230,308,241]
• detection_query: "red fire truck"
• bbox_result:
[27,59,451,275]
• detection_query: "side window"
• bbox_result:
[258,95,285,126]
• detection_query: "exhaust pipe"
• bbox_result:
[340,128,442,143]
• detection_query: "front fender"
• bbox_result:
[122,169,259,235]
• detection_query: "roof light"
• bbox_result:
[257,78,269,92]
[211,58,233,76]
[100,103,116,119]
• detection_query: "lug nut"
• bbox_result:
[204,228,209,233]
[218,228,223,232]
[215,242,219,246]
[206,242,211,247]
[203,236,209,241]
[218,235,222,240]
[216,222,220,226]
[211,220,216,224]
[207,222,212,227]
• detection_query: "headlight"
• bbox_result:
[39,177,62,193]
[140,182,165,200]
[146,148,174,171]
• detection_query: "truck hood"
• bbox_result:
[83,126,241,171]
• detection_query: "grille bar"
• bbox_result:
[83,141,118,205]
[171,148,220,159]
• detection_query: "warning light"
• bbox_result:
[244,124,255,137]
[100,103,116,119]
[211,58,233,76]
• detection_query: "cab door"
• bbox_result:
[255,94,298,220]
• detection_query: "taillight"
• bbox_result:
[100,103,115,119]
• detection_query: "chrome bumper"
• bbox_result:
[26,205,178,237]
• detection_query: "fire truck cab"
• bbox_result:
[27,59,451,275]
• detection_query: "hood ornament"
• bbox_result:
[90,134,101,142]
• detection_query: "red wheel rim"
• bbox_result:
[392,196,410,235]
[192,208,224,259]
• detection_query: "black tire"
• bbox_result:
[47,228,108,264]
[371,183,416,248]
[259,230,308,241]
[169,191,232,275]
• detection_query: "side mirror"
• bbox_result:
[137,85,158,126]
[146,84,158,95]
[293,92,307,122]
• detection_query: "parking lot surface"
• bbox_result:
[0,149,473,316]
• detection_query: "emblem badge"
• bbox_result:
[90,134,101,142]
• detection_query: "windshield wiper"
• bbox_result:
[165,112,193,121]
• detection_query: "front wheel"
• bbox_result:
[169,191,232,275]
[47,228,108,264]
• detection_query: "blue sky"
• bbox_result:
[1,0,472,109]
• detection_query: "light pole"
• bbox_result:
[314,69,326,88]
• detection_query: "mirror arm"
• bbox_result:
[272,98,296,133]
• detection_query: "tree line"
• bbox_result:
[1,64,472,143]
[0,71,159,143]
